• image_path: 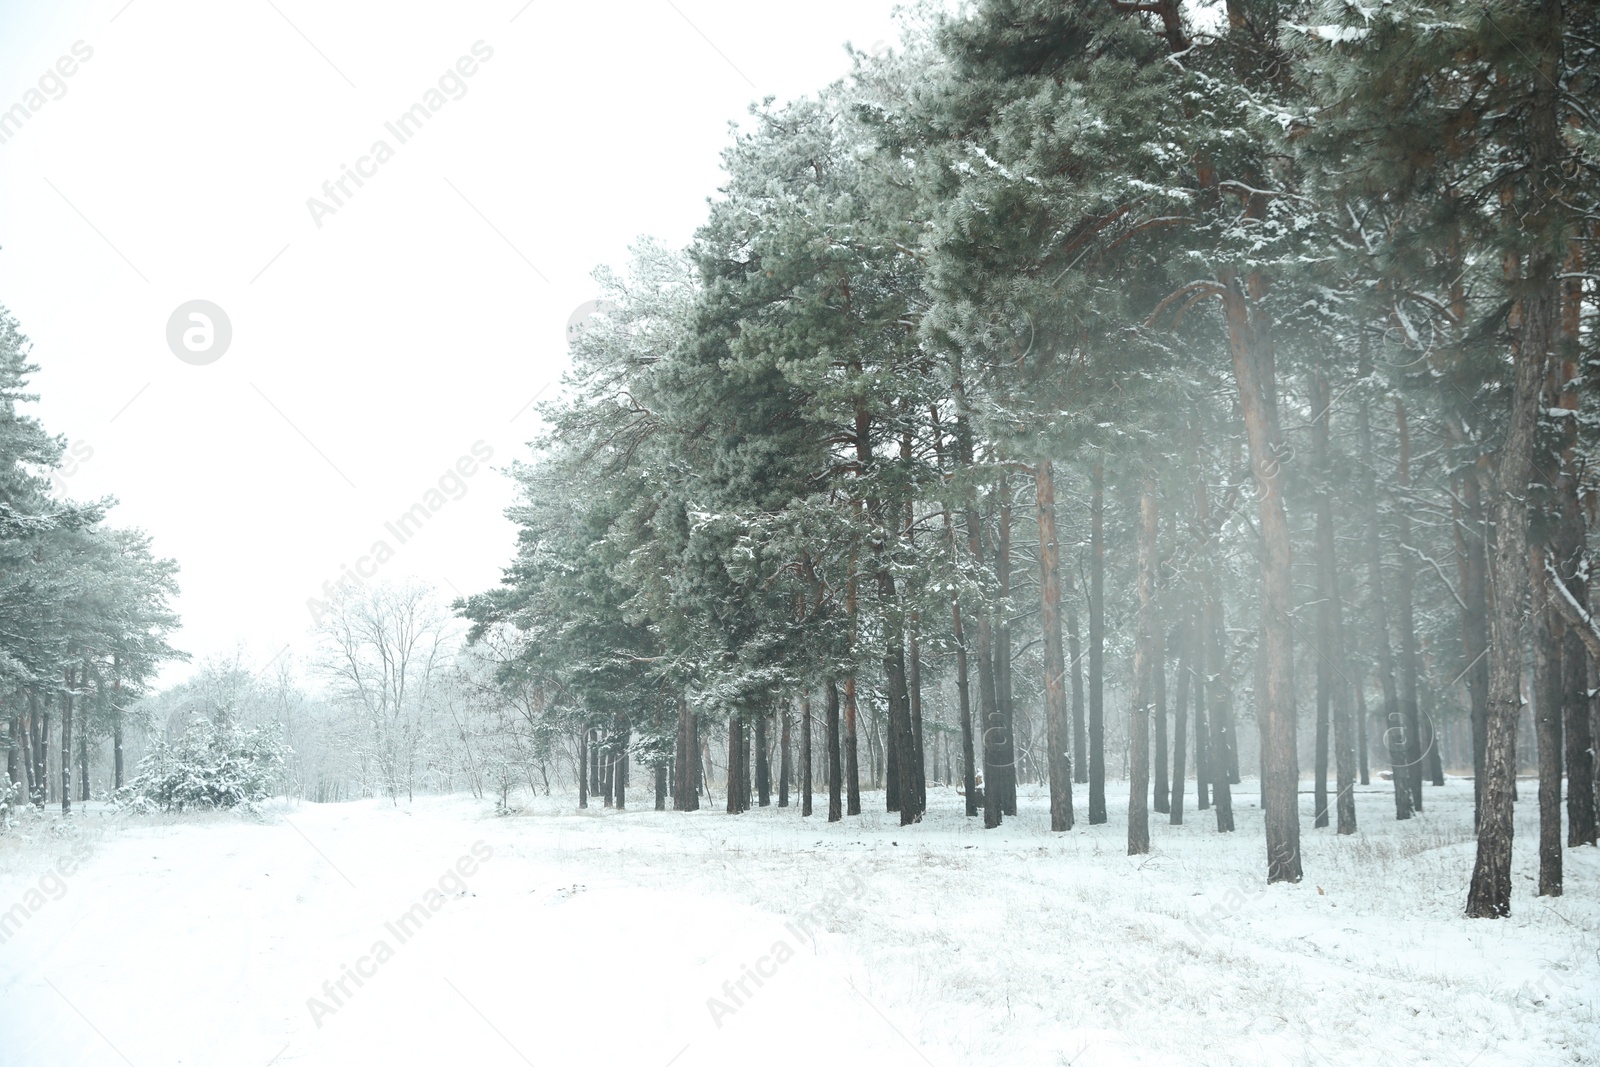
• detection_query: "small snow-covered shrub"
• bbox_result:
[119,719,290,812]
[0,777,20,830]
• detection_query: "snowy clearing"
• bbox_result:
[1,780,1596,1067]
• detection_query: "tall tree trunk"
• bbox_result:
[1548,269,1597,845]
[1129,480,1158,855]
[586,735,598,806]
[800,694,813,817]
[1219,264,1300,882]
[963,481,1004,829]
[1036,459,1074,831]
[1454,470,1492,822]
[617,726,630,809]
[1154,623,1169,816]
[907,619,927,820]
[1194,603,1212,811]
[1171,615,1191,825]
[1356,679,1370,786]
[843,678,861,817]
[1089,459,1108,824]
[1206,601,1236,832]
[60,668,73,815]
[1312,370,1358,835]
[22,705,36,806]
[779,703,792,808]
[995,485,1017,816]
[755,711,771,808]
[601,739,614,812]
[6,710,18,803]
[1359,389,1412,820]
[726,717,741,815]
[1394,401,1426,811]
[946,508,980,817]
[1468,36,1559,913]
[1532,545,1564,896]
[77,711,89,804]
[675,696,699,811]
[826,681,843,822]
[1065,562,1088,785]
[111,671,124,790]
[1556,249,1597,847]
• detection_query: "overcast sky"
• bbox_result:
[0,0,908,684]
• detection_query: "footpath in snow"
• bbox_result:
[0,778,1596,1066]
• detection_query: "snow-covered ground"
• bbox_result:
[1,778,1595,1066]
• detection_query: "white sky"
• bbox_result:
[0,0,907,685]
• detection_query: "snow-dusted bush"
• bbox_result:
[119,718,290,812]
[0,777,21,830]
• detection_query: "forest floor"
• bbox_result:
[0,777,1595,1066]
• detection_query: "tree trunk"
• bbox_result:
[675,697,699,811]
[6,711,18,802]
[1394,401,1426,811]
[22,705,36,806]
[1311,370,1358,835]
[843,679,861,816]
[1153,623,1169,816]
[964,486,1004,830]
[583,730,593,802]
[655,764,666,811]
[995,486,1017,816]
[907,620,927,820]
[602,736,615,808]
[755,711,771,808]
[948,509,979,817]
[800,694,813,817]
[1206,601,1235,833]
[1194,604,1212,811]
[1064,561,1088,785]
[1358,391,1412,820]
[826,681,843,822]
[1455,470,1491,822]
[1532,545,1564,896]
[1089,459,1108,824]
[779,703,792,808]
[1465,246,1555,908]
[1129,480,1158,855]
[60,668,73,815]
[106,693,119,793]
[1556,253,1597,847]
[77,711,89,804]
[1219,263,1300,881]
[613,716,629,811]
[1171,614,1191,825]
[1036,459,1074,831]
[1468,114,1557,918]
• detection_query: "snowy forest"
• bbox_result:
[3,0,1599,1064]
[453,0,1600,920]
